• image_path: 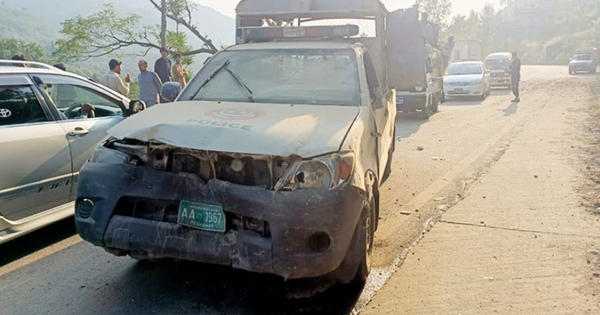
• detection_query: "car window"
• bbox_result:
[448,63,484,75]
[32,74,124,120]
[364,52,382,105]
[45,84,123,119]
[0,86,48,127]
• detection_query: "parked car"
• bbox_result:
[569,48,598,75]
[444,61,491,100]
[0,60,144,244]
[484,52,513,88]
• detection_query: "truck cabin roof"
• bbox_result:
[236,0,388,22]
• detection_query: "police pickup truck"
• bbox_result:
[74,0,405,284]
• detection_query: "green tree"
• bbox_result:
[416,0,453,26]
[54,1,217,63]
[0,38,50,62]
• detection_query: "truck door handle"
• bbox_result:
[68,127,89,136]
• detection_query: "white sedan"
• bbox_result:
[444,61,491,100]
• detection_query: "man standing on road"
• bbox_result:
[154,48,172,84]
[99,59,130,96]
[511,52,522,103]
[138,59,163,107]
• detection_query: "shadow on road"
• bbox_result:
[503,102,519,116]
[491,89,512,95]
[442,98,483,106]
[100,260,364,315]
[0,217,76,267]
[396,113,429,138]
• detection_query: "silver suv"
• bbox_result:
[0,60,142,244]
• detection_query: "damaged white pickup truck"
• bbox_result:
[75,0,399,283]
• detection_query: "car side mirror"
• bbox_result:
[128,100,146,116]
[161,82,182,103]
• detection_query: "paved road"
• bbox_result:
[1,66,597,314]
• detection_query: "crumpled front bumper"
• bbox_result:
[75,162,365,280]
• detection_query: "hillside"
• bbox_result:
[2,0,235,47]
[0,3,57,48]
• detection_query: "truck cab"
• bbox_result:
[485,52,513,88]
[74,0,399,284]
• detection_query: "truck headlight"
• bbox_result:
[415,86,424,92]
[470,80,482,86]
[275,153,355,191]
[90,144,130,164]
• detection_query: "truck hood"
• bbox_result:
[108,101,360,157]
[570,60,593,65]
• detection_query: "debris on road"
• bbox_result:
[400,211,412,216]
[433,197,446,201]
[483,276,495,281]
[417,146,424,151]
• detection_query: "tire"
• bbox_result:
[431,94,440,113]
[354,179,377,282]
[420,96,432,119]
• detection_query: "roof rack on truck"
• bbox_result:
[236,0,390,88]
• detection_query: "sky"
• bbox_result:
[197,0,504,18]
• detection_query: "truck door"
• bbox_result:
[386,5,428,92]
[364,52,394,180]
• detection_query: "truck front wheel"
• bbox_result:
[354,180,377,282]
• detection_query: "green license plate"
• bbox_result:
[177,201,226,232]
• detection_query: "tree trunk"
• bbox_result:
[160,0,167,48]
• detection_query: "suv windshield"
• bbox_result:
[448,63,483,75]
[573,54,593,61]
[180,49,361,106]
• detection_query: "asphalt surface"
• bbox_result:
[1,66,596,315]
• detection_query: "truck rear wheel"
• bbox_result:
[420,96,433,119]
[431,94,440,113]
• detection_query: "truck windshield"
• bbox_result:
[181,49,361,106]
[484,58,510,70]
[573,54,593,61]
[448,63,483,75]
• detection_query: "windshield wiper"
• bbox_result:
[189,59,254,102]
[225,67,254,102]
[190,59,231,100]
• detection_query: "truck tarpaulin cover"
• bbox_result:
[386,6,428,90]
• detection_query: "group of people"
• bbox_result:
[99,48,188,107]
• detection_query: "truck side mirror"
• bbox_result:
[161,82,182,103]
[371,88,385,109]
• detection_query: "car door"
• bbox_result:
[32,74,127,201]
[0,75,72,222]
[363,51,395,179]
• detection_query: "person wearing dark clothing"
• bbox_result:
[154,48,172,84]
[511,52,522,103]
[54,63,67,71]
[11,55,26,67]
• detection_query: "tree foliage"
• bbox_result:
[0,38,49,62]
[54,0,217,63]
[416,0,453,26]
